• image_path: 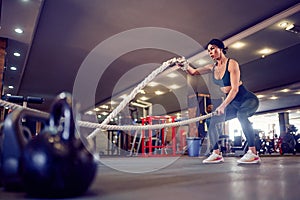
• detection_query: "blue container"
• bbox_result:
[186,137,201,157]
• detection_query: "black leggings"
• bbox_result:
[208,91,259,150]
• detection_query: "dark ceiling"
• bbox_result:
[1,0,300,119]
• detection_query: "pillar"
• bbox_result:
[278,112,289,137]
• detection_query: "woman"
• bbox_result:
[179,39,260,164]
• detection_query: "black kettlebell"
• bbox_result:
[0,122,4,187]
[1,108,49,191]
[22,92,98,198]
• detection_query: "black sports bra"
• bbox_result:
[212,59,231,87]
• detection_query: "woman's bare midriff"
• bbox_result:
[220,81,242,94]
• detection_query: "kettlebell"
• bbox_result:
[22,92,98,198]
[0,122,4,187]
[1,108,49,191]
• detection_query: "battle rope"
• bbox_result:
[86,57,180,139]
[0,57,217,137]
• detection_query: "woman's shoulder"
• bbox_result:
[228,58,238,64]
[228,58,240,69]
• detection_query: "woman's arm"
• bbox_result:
[185,63,212,75]
[216,59,240,114]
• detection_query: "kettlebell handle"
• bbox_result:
[2,108,49,190]
[3,108,49,155]
[49,93,77,140]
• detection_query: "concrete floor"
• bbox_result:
[1,155,299,200]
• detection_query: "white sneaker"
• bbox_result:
[237,150,261,164]
[203,152,224,164]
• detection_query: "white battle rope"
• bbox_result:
[86,58,179,139]
[81,112,215,131]
[0,98,216,135]
[101,58,178,126]
[0,57,216,139]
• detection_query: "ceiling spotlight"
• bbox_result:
[140,96,149,101]
[148,82,159,87]
[269,96,278,100]
[10,66,17,71]
[285,24,294,30]
[285,24,300,34]
[101,112,109,116]
[155,90,164,95]
[14,28,23,34]
[13,52,21,57]
[258,48,272,55]
[110,100,117,105]
[169,84,180,90]
[93,108,100,112]
[8,85,14,89]
[280,89,290,93]
[256,94,265,98]
[278,21,289,28]
[139,90,146,94]
[258,48,273,58]
[231,41,246,49]
[100,105,109,109]
[85,111,94,115]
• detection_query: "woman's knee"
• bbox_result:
[236,111,249,122]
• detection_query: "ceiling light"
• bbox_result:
[139,90,146,94]
[100,105,109,109]
[140,96,149,101]
[8,85,14,89]
[6,94,12,96]
[230,42,246,49]
[10,66,17,71]
[148,82,159,87]
[258,48,272,55]
[257,94,265,98]
[94,108,100,112]
[101,112,109,116]
[130,101,149,108]
[110,100,117,105]
[285,24,294,31]
[285,24,300,34]
[278,21,289,28]
[294,91,300,95]
[166,73,178,78]
[169,84,180,89]
[13,52,21,57]
[155,90,164,95]
[258,48,274,58]
[269,96,278,100]
[280,89,290,93]
[85,111,94,115]
[14,28,23,34]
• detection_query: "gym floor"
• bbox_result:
[1,155,299,200]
